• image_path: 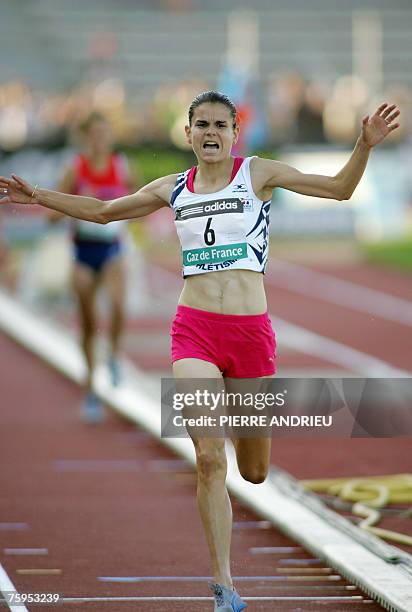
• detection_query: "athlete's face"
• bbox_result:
[186,103,239,163]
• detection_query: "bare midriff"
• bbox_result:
[178,269,267,315]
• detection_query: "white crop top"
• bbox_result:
[170,156,271,277]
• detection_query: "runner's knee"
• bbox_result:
[195,444,227,485]
[239,463,268,484]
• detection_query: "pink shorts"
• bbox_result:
[170,305,276,378]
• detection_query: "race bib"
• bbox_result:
[175,198,248,267]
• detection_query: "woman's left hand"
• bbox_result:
[361,103,400,148]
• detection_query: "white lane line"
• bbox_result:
[272,315,412,377]
[233,520,272,530]
[4,549,48,556]
[147,459,193,472]
[250,546,302,554]
[16,569,61,575]
[278,559,321,565]
[148,263,412,376]
[246,585,358,591]
[53,459,192,472]
[60,595,365,602]
[53,459,142,472]
[0,292,86,384]
[0,563,29,612]
[267,260,412,327]
[98,575,342,582]
[0,524,28,531]
[276,568,332,574]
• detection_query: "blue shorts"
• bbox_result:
[73,239,122,273]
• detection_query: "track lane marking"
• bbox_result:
[58,595,367,602]
[4,549,48,556]
[266,260,412,327]
[98,575,342,582]
[233,520,271,529]
[16,569,61,575]
[249,546,302,553]
[0,524,28,531]
[0,564,29,612]
[271,315,411,376]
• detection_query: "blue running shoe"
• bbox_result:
[81,392,105,423]
[108,357,121,387]
[210,583,247,612]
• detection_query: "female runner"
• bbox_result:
[49,112,135,420]
[0,91,399,611]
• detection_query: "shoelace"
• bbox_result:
[211,584,225,606]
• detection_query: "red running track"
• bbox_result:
[0,331,384,611]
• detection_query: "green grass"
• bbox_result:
[125,148,193,183]
[363,236,412,273]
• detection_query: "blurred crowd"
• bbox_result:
[0,71,411,155]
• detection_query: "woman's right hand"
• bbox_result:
[0,174,38,205]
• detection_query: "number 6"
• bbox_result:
[204,217,215,246]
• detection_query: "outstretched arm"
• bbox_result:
[0,173,176,222]
[253,103,400,201]
[47,165,76,223]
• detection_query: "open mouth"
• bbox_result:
[203,141,220,150]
